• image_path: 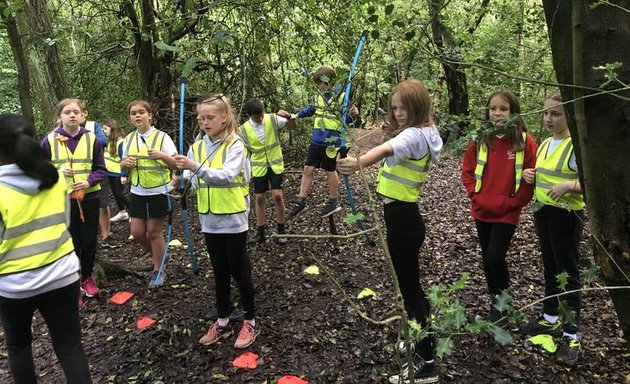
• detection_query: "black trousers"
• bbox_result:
[384,201,434,361]
[69,198,100,279]
[0,282,92,384]
[475,220,516,299]
[203,232,255,320]
[109,176,130,211]
[534,205,583,334]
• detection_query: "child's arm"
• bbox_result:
[337,142,393,175]
[461,141,478,197]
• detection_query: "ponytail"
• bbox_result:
[0,114,59,190]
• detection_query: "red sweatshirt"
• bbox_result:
[461,134,537,225]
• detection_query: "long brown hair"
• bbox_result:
[385,79,434,139]
[481,90,527,151]
[104,119,124,157]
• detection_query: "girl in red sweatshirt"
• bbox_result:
[461,90,537,321]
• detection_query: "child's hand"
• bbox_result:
[337,156,358,175]
[62,168,74,177]
[71,180,89,192]
[547,181,572,201]
[147,149,164,159]
[174,154,195,170]
[522,168,536,184]
[121,176,128,185]
[277,109,292,119]
[122,156,137,169]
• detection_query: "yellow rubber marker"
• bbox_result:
[357,288,377,299]
[303,265,320,275]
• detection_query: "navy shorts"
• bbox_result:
[252,168,283,194]
[305,143,337,172]
[129,193,171,219]
[98,178,109,209]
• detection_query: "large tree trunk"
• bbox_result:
[543,0,630,343]
[0,0,35,122]
[16,0,69,127]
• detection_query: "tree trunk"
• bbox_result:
[543,0,630,343]
[16,0,69,128]
[0,0,35,122]
[427,0,470,144]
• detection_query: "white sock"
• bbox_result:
[245,318,256,327]
[543,313,558,324]
[425,359,434,365]
[562,332,578,341]
[217,317,229,327]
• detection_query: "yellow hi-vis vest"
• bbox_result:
[474,132,527,194]
[125,129,170,189]
[534,137,585,211]
[376,153,432,203]
[0,174,74,275]
[191,138,249,215]
[104,137,124,174]
[314,92,344,131]
[47,131,101,194]
[239,114,284,177]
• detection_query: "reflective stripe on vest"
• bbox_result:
[47,131,101,194]
[474,132,526,194]
[376,153,431,203]
[0,175,74,275]
[125,130,170,188]
[240,114,284,177]
[314,93,344,131]
[534,137,585,210]
[104,137,124,174]
[191,139,248,215]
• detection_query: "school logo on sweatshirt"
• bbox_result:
[507,150,515,160]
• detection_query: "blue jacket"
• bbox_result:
[297,92,354,147]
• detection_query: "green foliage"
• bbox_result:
[343,212,365,224]
[556,271,569,292]
[0,31,20,114]
[583,263,600,285]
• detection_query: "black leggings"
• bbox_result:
[0,282,92,384]
[69,198,99,279]
[534,205,583,334]
[475,220,516,299]
[203,232,255,320]
[109,176,130,211]
[384,201,434,361]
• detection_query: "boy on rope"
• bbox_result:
[239,97,295,245]
[278,65,359,219]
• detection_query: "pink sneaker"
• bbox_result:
[234,321,260,349]
[199,322,233,346]
[80,277,100,297]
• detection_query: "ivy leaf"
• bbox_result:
[181,56,197,78]
[405,30,416,41]
[385,4,395,15]
[154,41,182,52]
[583,263,599,285]
[367,5,376,14]
[488,325,513,346]
[435,337,453,358]
[371,30,380,40]
[368,14,379,23]
[447,273,468,294]
[343,212,364,224]
[556,271,569,292]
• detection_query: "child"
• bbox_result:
[103,119,131,223]
[521,92,585,366]
[239,97,295,244]
[461,90,537,321]
[41,98,107,299]
[338,79,443,384]
[174,93,259,349]
[0,114,92,383]
[278,65,359,219]
[120,100,178,288]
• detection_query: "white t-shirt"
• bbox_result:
[122,127,178,196]
[547,138,578,171]
[385,125,443,168]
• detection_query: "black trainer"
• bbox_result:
[556,336,581,366]
[206,306,246,321]
[521,315,563,336]
[102,236,120,249]
[287,199,306,220]
[320,198,341,217]
[388,353,438,384]
[248,226,266,244]
[275,226,288,245]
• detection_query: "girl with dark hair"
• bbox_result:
[461,90,537,320]
[103,119,131,224]
[0,114,92,383]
